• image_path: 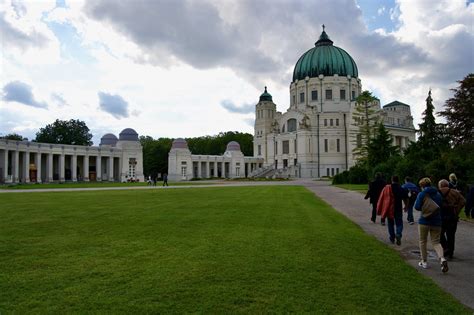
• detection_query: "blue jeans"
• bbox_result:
[406,204,414,222]
[388,211,403,240]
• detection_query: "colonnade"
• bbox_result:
[0,143,119,184]
[192,160,262,179]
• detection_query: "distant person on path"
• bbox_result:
[414,177,448,273]
[377,176,408,245]
[448,173,459,191]
[147,175,152,186]
[163,173,168,186]
[438,179,465,259]
[365,172,386,225]
[152,175,157,186]
[402,176,419,225]
[466,185,474,219]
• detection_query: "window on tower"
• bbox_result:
[283,140,289,154]
[326,89,332,100]
[311,90,318,101]
[300,92,305,103]
[287,119,297,132]
[340,89,346,100]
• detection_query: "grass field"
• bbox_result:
[0,186,468,313]
[334,183,367,193]
[0,181,215,190]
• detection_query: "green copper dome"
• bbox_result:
[292,27,358,82]
[259,86,272,102]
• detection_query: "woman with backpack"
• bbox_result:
[438,179,465,259]
[414,177,448,273]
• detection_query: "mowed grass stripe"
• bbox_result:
[0,186,468,313]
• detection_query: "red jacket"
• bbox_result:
[377,184,394,220]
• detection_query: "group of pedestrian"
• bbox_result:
[366,173,471,274]
[147,173,169,186]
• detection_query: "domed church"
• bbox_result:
[168,26,415,181]
[253,26,415,178]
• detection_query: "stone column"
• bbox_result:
[59,154,65,182]
[47,153,53,182]
[72,155,77,182]
[212,161,216,177]
[13,150,19,183]
[96,155,102,181]
[3,149,8,183]
[206,161,210,178]
[35,152,42,183]
[23,151,30,183]
[83,155,89,181]
[246,163,249,177]
[108,156,114,181]
[197,161,202,179]
[221,162,225,178]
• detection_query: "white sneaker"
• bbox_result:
[418,261,428,269]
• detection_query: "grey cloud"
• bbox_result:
[220,100,254,114]
[98,91,129,119]
[0,13,48,50]
[51,93,68,106]
[11,0,27,18]
[2,81,48,108]
[85,0,471,109]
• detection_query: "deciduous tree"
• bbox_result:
[35,119,93,145]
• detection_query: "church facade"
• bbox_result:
[168,28,416,180]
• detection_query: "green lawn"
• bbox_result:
[0,187,468,313]
[334,183,368,193]
[0,181,215,190]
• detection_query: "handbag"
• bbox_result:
[421,195,440,218]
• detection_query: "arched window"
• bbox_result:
[287,119,297,132]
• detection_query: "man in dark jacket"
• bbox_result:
[365,172,386,225]
[438,179,466,259]
[388,176,408,245]
[465,185,474,219]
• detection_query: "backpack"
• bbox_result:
[441,189,460,218]
[407,188,419,205]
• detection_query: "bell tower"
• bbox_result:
[254,86,276,163]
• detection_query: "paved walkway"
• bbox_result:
[2,179,473,309]
[302,180,474,310]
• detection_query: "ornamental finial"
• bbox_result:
[264,86,267,93]
[322,24,325,31]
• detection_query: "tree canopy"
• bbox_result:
[35,119,93,146]
[0,133,28,141]
[439,73,474,145]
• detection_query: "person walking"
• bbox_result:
[448,173,459,191]
[365,172,386,225]
[163,173,168,186]
[402,176,419,225]
[414,177,448,273]
[377,176,407,245]
[438,179,465,259]
[465,185,474,219]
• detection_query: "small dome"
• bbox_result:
[171,138,188,149]
[259,86,273,102]
[119,128,139,141]
[292,27,358,82]
[226,141,241,151]
[100,133,118,146]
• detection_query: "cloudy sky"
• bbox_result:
[1,0,473,144]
